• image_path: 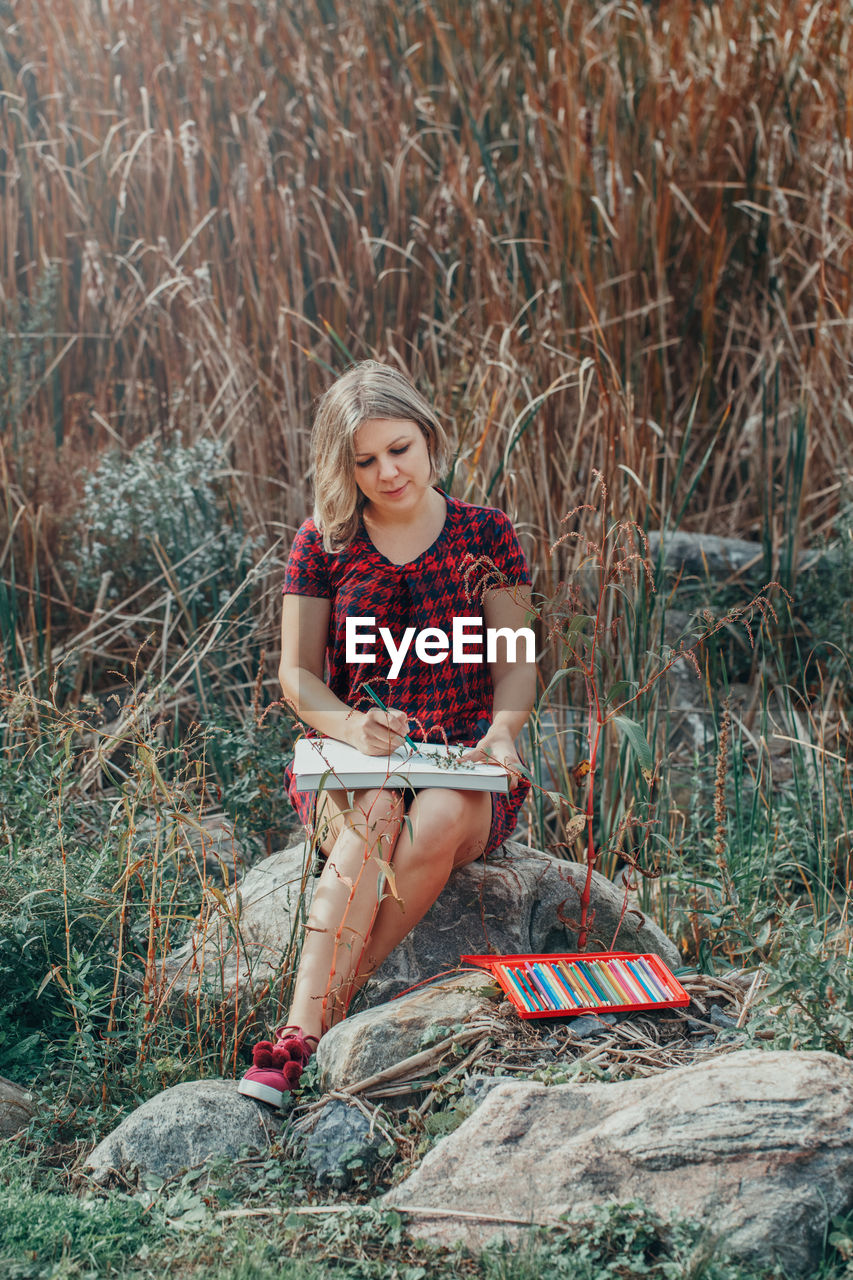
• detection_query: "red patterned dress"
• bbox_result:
[282,488,532,856]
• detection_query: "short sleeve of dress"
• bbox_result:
[282,519,332,598]
[487,509,531,586]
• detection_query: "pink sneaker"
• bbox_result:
[237,1026,319,1109]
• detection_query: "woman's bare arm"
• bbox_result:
[461,584,536,785]
[278,594,408,753]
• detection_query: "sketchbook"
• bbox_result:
[292,736,510,793]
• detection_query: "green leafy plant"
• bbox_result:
[205,702,299,854]
[0,685,289,1111]
[748,918,853,1057]
[67,434,258,613]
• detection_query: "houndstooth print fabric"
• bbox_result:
[282,489,532,855]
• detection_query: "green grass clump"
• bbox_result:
[482,1204,768,1280]
[0,720,114,1077]
[0,1170,152,1278]
[0,690,292,1109]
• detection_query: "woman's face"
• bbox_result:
[352,417,432,517]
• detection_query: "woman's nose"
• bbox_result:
[377,454,399,479]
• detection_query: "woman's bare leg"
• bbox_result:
[285,786,491,1041]
[286,786,404,1041]
[346,787,493,996]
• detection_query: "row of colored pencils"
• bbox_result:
[494,954,679,1014]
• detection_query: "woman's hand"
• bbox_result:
[346,707,410,756]
[461,728,525,790]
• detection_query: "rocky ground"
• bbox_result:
[51,837,853,1280]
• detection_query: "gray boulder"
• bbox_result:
[315,971,501,1094]
[135,811,252,883]
[300,1099,384,1188]
[462,1074,516,1106]
[84,1080,282,1185]
[368,839,680,998]
[383,1048,853,1277]
[562,1012,617,1040]
[648,529,835,581]
[647,531,764,578]
[0,1074,35,1138]
[163,840,679,1023]
[162,842,318,1016]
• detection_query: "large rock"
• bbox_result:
[648,530,834,581]
[383,1049,853,1277]
[370,839,680,999]
[163,840,679,1023]
[135,811,252,884]
[84,1080,282,1186]
[0,1074,35,1138]
[299,1098,385,1188]
[315,971,500,1093]
[162,841,319,1018]
[647,531,764,578]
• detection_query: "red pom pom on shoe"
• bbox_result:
[282,1060,303,1087]
[248,1027,318,1076]
[273,1027,318,1063]
[251,1040,275,1068]
[274,1036,309,1065]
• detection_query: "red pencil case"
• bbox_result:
[461,950,690,1020]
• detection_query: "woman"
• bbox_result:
[238,361,536,1108]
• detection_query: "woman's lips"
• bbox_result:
[382,482,408,497]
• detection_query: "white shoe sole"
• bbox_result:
[237,1078,285,1109]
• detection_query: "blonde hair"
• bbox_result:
[311,361,451,552]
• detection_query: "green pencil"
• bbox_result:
[362,683,419,753]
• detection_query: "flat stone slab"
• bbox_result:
[383,1049,853,1277]
[84,1080,282,1186]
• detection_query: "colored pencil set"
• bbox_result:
[462,951,689,1019]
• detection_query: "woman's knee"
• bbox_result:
[350,787,405,841]
[406,789,490,853]
[427,788,485,827]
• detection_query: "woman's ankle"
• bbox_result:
[276,1020,322,1050]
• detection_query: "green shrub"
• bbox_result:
[204,705,299,852]
[749,919,853,1058]
[482,1203,769,1280]
[0,697,257,1098]
[67,434,259,613]
[0,719,115,1078]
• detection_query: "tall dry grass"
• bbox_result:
[0,0,849,805]
[2,0,851,568]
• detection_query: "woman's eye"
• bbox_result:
[356,445,408,468]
